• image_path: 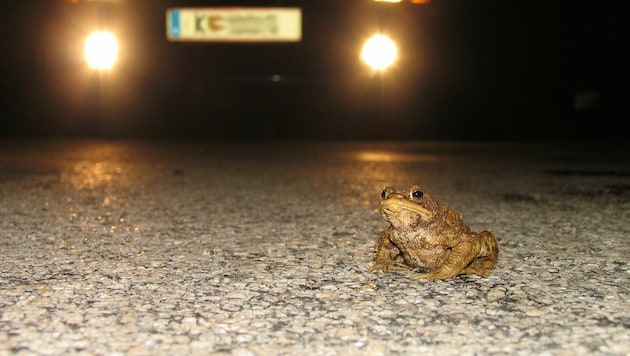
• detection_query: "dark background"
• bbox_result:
[0,0,627,140]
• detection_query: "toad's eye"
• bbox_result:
[381,189,387,200]
[411,190,424,199]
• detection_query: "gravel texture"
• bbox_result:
[0,139,628,355]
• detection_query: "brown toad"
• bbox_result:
[368,185,498,281]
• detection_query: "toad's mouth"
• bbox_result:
[379,198,433,220]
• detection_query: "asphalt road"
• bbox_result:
[1,139,628,355]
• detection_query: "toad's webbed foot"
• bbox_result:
[410,269,457,281]
[368,262,411,274]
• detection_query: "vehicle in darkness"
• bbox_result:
[3,0,626,140]
[37,0,433,139]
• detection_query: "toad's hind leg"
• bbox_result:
[460,230,499,277]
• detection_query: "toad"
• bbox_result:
[368,185,498,281]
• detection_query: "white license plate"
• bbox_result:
[166,7,302,42]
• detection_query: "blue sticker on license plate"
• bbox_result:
[168,10,181,38]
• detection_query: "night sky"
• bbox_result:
[0,0,627,140]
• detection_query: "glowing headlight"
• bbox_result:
[361,34,397,71]
[84,31,119,70]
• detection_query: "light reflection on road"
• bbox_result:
[354,151,444,163]
[59,142,134,191]
[62,161,122,190]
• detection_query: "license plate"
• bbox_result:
[166,7,302,42]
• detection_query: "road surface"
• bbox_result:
[1,139,628,354]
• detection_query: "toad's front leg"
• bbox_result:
[368,231,407,274]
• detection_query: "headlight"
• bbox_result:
[84,30,119,70]
[361,34,397,71]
